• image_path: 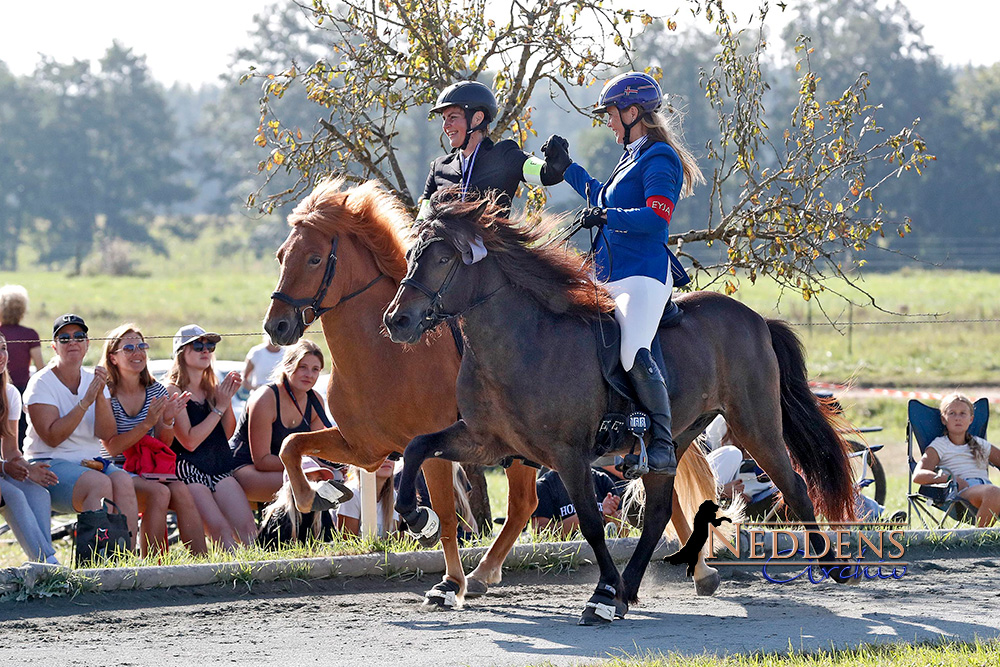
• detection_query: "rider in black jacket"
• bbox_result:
[416,81,570,222]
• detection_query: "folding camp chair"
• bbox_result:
[906,398,989,529]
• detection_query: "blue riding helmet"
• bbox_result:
[593,72,662,115]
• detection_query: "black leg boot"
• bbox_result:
[627,348,678,475]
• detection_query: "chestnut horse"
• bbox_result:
[383,195,857,624]
[262,179,721,608]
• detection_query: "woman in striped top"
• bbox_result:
[101,324,207,556]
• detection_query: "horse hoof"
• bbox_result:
[310,481,353,512]
[579,604,614,626]
[422,579,461,610]
[695,571,722,596]
[464,578,489,599]
[614,599,629,619]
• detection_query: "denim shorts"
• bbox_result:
[29,458,125,514]
[964,477,992,488]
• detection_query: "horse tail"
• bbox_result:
[767,319,856,522]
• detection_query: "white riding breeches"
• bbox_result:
[605,274,673,370]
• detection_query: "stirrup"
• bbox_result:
[615,411,650,479]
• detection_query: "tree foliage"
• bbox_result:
[247,0,932,302]
[246,0,657,211]
[1,43,191,272]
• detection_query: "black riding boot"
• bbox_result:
[627,348,678,476]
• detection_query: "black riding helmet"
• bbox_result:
[430,81,498,149]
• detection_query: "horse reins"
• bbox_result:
[270,234,386,327]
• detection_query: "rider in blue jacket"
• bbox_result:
[540,72,705,476]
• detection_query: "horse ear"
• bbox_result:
[471,199,490,221]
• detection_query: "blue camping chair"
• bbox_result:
[906,398,989,529]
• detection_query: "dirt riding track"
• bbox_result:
[1,544,998,666]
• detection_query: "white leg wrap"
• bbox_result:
[410,508,440,539]
[585,601,616,622]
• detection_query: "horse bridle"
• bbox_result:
[399,237,463,327]
[271,235,385,327]
[399,236,508,328]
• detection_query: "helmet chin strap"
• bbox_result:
[618,106,644,151]
[460,109,489,151]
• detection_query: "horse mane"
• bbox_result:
[288,177,412,281]
[424,191,615,318]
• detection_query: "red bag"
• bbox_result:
[123,434,177,476]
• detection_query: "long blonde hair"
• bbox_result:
[640,109,705,198]
[940,393,988,465]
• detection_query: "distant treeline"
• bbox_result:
[1,0,997,273]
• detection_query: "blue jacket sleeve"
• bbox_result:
[563,163,603,206]
[606,152,680,234]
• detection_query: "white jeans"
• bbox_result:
[606,274,673,370]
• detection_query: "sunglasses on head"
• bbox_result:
[188,340,216,353]
[55,331,88,344]
[116,342,150,354]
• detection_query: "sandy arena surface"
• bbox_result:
[1,545,998,666]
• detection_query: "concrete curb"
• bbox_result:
[1,528,997,596]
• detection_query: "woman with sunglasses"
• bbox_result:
[165,325,256,549]
[100,324,208,556]
[230,339,333,503]
[22,314,140,548]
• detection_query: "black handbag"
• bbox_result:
[73,500,132,567]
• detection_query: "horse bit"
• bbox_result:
[271,235,385,326]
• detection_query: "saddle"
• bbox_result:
[593,300,684,405]
[591,301,684,465]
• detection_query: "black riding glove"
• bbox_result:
[540,134,572,183]
[576,207,607,230]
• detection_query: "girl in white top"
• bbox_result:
[913,393,1000,527]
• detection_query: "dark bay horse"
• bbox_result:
[383,195,857,624]
[261,179,720,608]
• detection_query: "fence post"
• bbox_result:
[360,469,378,538]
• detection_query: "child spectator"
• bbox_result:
[22,314,140,549]
[913,393,1000,527]
[231,340,332,503]
[1,332,58,563]
[165,324,256,549]
[100,324,207,556]
[0,285,45,447]
[338,459,399,537]
[257,457,340,548]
